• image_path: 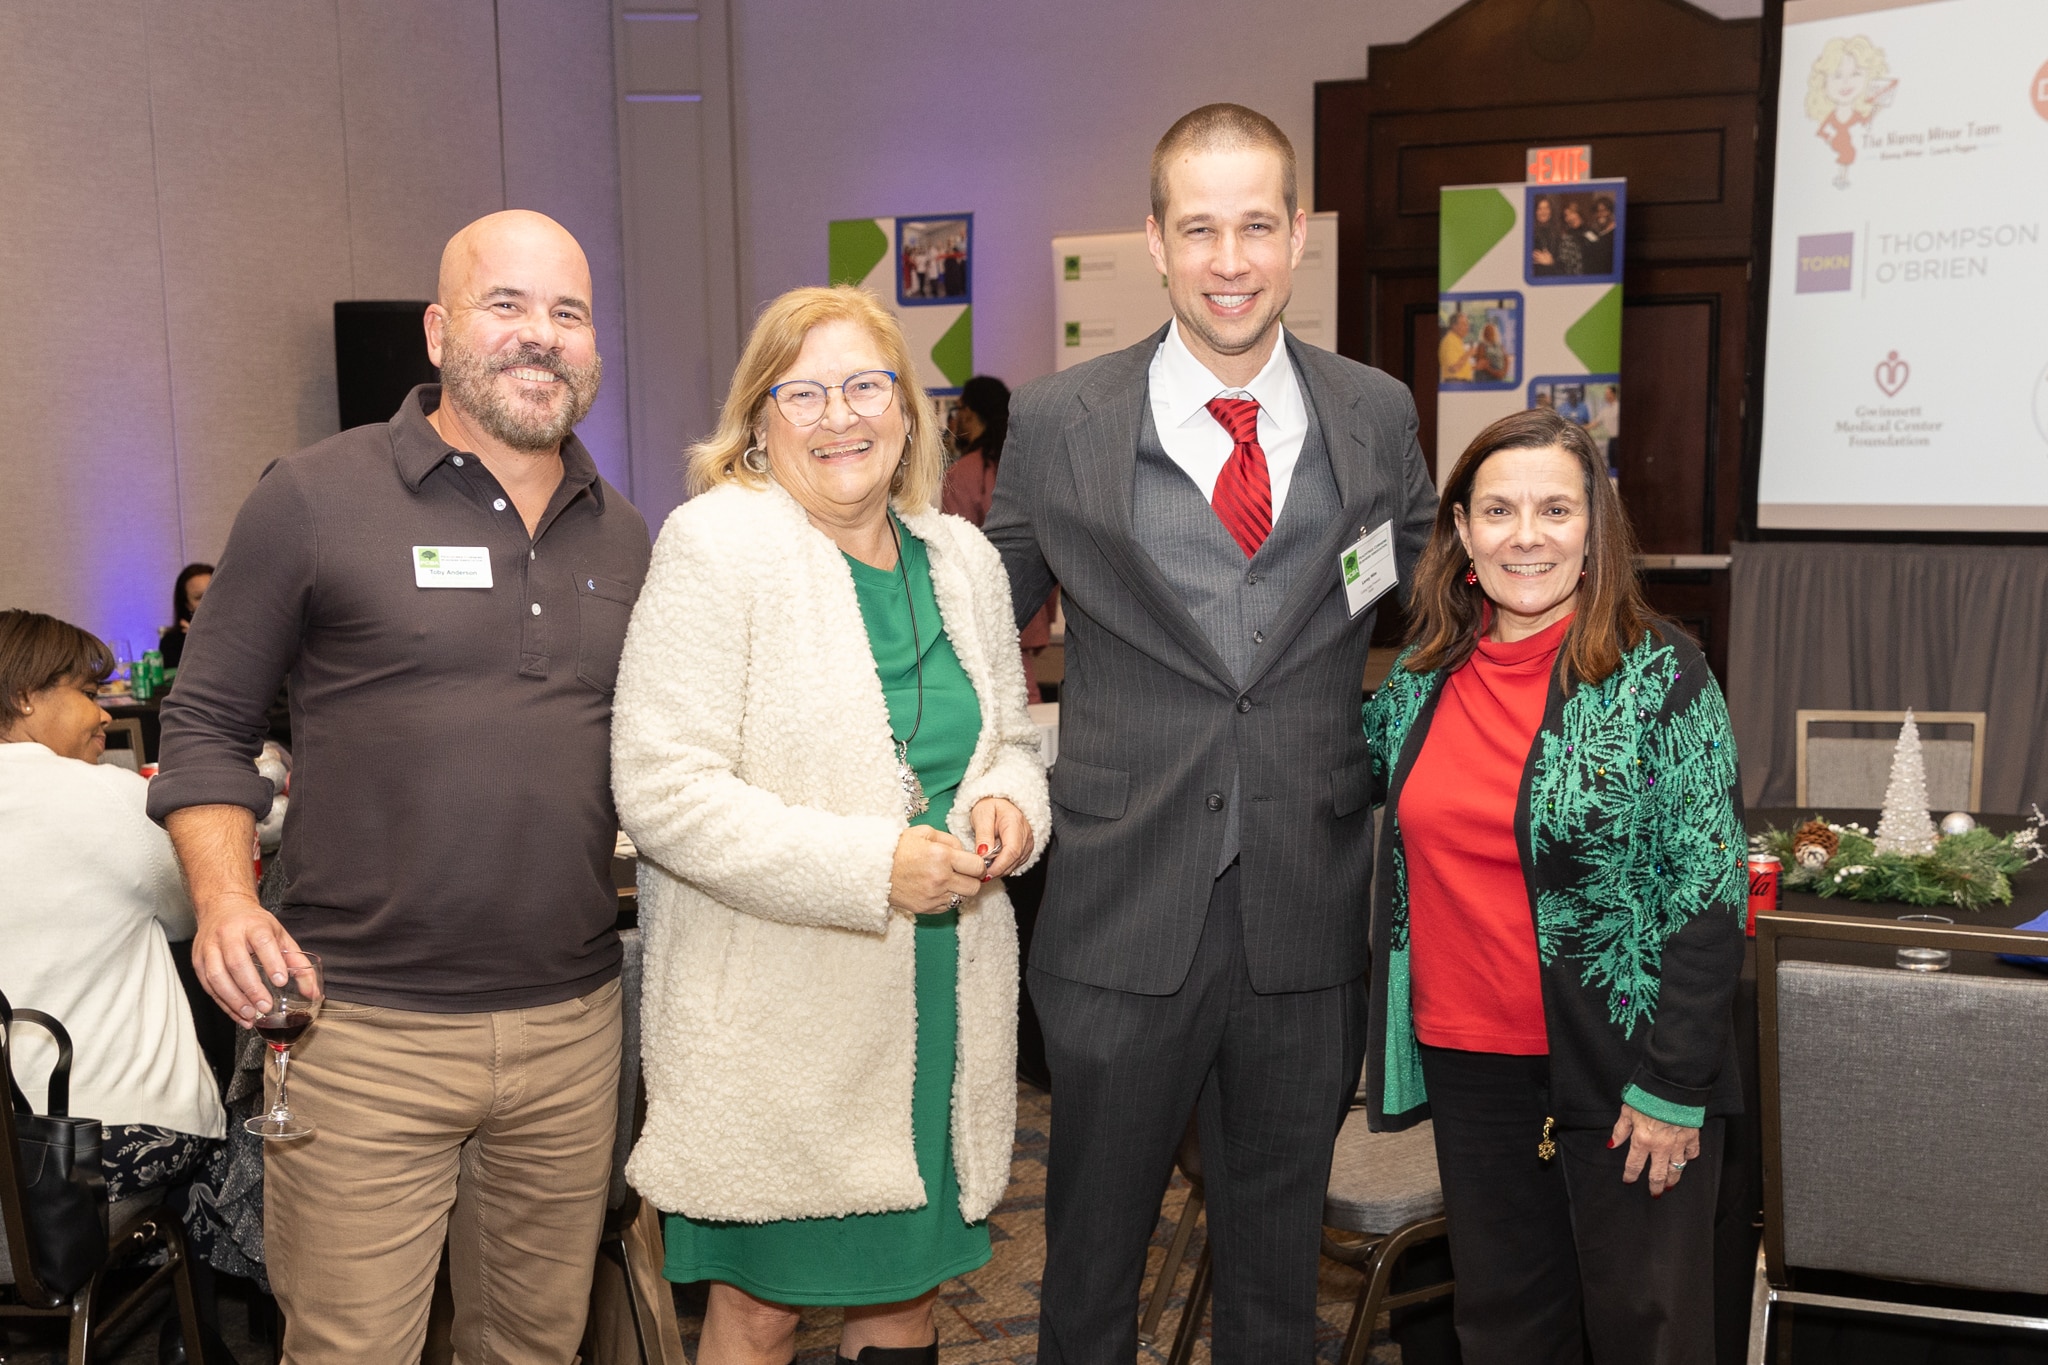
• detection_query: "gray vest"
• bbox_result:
[1132,379,1341,872]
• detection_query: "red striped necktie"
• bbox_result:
[1205,396,1272,558]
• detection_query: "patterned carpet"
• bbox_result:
[672,1081,1401,1364]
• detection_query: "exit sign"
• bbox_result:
[1526,145,1592,184]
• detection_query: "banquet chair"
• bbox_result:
[96,718,146,772]
[1142,1100,1453,1364]
[584,926,686,1365]
[1793,709,1985,811]
[1749,910,2048,1363]
[1,1005,208,1364]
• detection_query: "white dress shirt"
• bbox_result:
[1146,320,1310,522]
[0,742,225,1138]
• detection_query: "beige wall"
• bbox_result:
[0,0,627,650]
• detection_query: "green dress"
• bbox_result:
[662,519,992,1305]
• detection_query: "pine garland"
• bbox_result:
[1754,815,2045,912]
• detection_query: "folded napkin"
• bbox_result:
[1996,908,2048,967]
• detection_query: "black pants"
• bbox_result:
[1419,1045,1722,1365]
[1029,862,1367,1365]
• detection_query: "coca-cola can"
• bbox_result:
[1746,853,1781,937]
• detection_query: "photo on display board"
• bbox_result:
[1528,374,1622,471]
[1525,187,1624,285]
[1436,292,1523,391]
[896,215,972,306]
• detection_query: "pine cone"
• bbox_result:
[1792,819,1840,869]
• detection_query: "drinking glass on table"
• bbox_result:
[247,949,325,1140]
[1895,915,1953,972]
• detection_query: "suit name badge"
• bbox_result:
[1339,522,1397,619]
[413,546,494,589]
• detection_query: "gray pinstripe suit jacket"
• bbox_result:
[986,325,1439,996]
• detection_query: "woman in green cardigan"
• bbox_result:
[1360,409,1744,1364]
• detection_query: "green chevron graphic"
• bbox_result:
[828,218,890,288]
[1438,188,1517,291]
[1564,286,1623,374]
[929,306,973,388]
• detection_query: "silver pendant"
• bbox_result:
[896,743,929,820]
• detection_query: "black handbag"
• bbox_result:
[2,988,109,1297]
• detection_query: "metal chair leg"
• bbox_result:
[1746,1245,1773,1365]
[620,1195,687,1365]
[1164,1240,1213,1365]
[1138,1184,1203,1346]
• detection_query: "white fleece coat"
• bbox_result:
[613,481,1049,1224]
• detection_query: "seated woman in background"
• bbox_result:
[943,375,1056,702]
[614,287,1047,1365]
[0,609,226,1206]
[158,561,213,672]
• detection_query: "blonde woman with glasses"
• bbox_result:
[612,286,1048,1365]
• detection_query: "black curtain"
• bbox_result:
[1726,542,2048,816]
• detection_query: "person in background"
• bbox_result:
[0,610,226,1215]
[149,210,650,1363]
[1474,322,1509,383]
[945,375,1055,703]
[1360,408,1743,1364]
[158,562,214,672]
[985,103,1438,1362]
[1584,195,1617,275]
[1438,309,1476,383]
[1530,194,1562,275]
[613,285,1047,1365]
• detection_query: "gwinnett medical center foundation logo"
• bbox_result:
[1874,351,1910,397]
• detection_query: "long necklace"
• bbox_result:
[886,515,929,820]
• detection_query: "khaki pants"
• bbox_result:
[265,979,623,1365]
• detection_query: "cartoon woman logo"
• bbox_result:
[1807,35,1897,189]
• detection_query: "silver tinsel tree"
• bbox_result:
[1874,709,1939,856]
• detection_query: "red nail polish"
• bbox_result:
[1606,1138,1616,1149]
[977,844,988,855]
[1653,1190,1663,1199]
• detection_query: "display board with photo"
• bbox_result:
[1528,374,1622,473]
[1524,186,1624,285]
[897,215,972,306]
[1436,292,1523,391]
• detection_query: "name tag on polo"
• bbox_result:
[413,545,493,588]
[1339,521,1397,619]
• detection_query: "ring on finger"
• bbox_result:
[947,893,964,911]
[1669,1158,1687,1170]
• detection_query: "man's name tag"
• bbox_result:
[413,546,493,589]
[1339,522,1397,619]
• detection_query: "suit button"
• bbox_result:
[1237,697,1252,713]
[1253,630,1265,644]
[1206,793,1224,811]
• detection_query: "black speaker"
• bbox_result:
[334,301,437,431]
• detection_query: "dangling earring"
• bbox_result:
[740,445,769,475]
[1464,562,1478,586]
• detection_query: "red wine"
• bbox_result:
[256,1011,312,1046]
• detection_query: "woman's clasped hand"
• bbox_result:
[888,797,1035,916]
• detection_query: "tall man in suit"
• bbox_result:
[984,105,1438,1361]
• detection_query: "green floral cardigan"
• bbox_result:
[1359,625,1746,1132]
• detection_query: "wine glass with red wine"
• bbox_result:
[245,949,324,1140]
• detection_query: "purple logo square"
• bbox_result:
[1796,233,1854,293]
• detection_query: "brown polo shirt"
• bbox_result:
[150,386,652,1012]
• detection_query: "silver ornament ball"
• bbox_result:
[1939,811,1976,837]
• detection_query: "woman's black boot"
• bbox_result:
[835,1343,939,1365]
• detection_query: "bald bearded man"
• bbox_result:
[152,211,651,1362]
